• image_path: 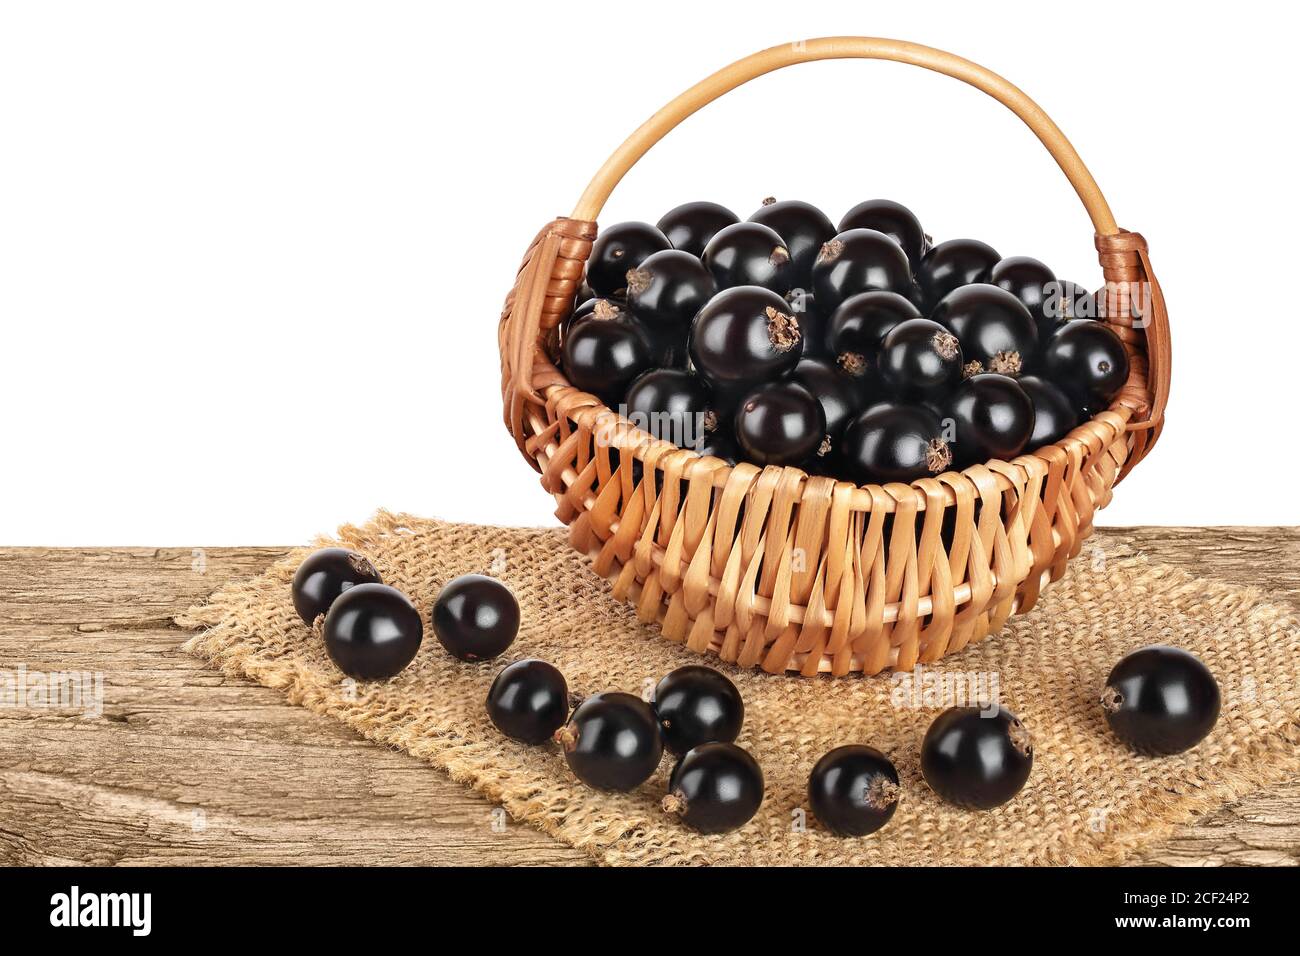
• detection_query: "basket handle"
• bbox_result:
[572,36,1118,234]
[503,39,1167,471]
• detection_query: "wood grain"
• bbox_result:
[1,527,1297,867]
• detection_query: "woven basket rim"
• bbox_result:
[534,358,1133,513]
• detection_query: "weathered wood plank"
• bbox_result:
[0,528,1296,866]
[0,546,586,866]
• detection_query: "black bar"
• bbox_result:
[0,865,1282,941]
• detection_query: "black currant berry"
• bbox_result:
[916,238,1000,310]
[657,201,739,257]
[841,403,952,485]
[291,547,382,625]
[623,368,714,450]
[793,357,866,447]
[1060,281,1097,318]
[560,309,654,406]
[639,322,690,369]
[1102,646,1220,756]
[941,373,1035,468]
[808,745,901,837]
[990,256,1056,324]
[877,318,964,400]
[839,199,928,267]
[1034,279,1093,344]
[812,228,913,313]
[1041,319,1130,408]
[486,659,570,745]
[920,705,1033,810]
[586,221,671,297]
[827,290,920,375]
[432,574,520,663]
[931,284,1038,376]
[557,692,663,791]
[734,380,826,467]
[749,198,836,287]
[785,288,830,358]
[625,249,716,329]
[664,742,764,834]
[697,427,740,465]
[562,295,624,344]
[322,583,423,681]
[702,221,793,293]
[1018,375,1078,448]
[1075,397,1101,423]
[570,295,614,324]
[652,665,745,756]
[688,286,802,389]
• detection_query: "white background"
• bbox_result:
[3,1,1296,544]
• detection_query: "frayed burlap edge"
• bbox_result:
[177,511,1300,867]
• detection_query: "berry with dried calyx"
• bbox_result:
[664,742,764,834]
[292,548,382,626]
[808,745,901,837]
[557,692,664,791]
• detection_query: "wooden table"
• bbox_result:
[2,528,1297,866]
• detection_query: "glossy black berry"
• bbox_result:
[558,691,663,791]
[652,665,745,756]
[432,574,520,663]
[916,238,1000,310]
[793,357,866,447]
[657,201,739,257]
[785,288,830,358]
[877,318,964,400]
[638,321,690,369]
[841,403,952,485]
[322,583,423,681]
[697,427,740,465]
[808,745,901,837]
[827,290,919,374]
[941,373,1035,468]
[560,309,654,406]
[990,256,1056,324]
[291,547,382,625]
[486,659,570,745]
[625,249,716,329]
[931,284,1038,376]
[1060,281,1097,318]
[1102,646,1220,756]
[734,380,826,467]
[570,295,613,324]
[839,199,928,267]
[702,221,793,293]
[1032,279,1093,344]
[749,198,836,287]
[664,742,764,834]
[562,295,623,344]
[1041,319,1130,407]
[812,229,913,313]
[586,221,671,297]
[623,368,714,450]
[688,286,802,389]
[921,705,1033,810]
[1018,375,1078,448]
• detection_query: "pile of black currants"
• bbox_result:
[291,550,1222,838]
[491,662,765,834]
[560,198,1130,483]
[291,548,521,680]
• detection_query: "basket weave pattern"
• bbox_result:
[497,40,1171,675]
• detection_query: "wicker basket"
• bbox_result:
[498,37,1170,676]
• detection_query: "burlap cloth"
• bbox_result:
[178,512,1300,866]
